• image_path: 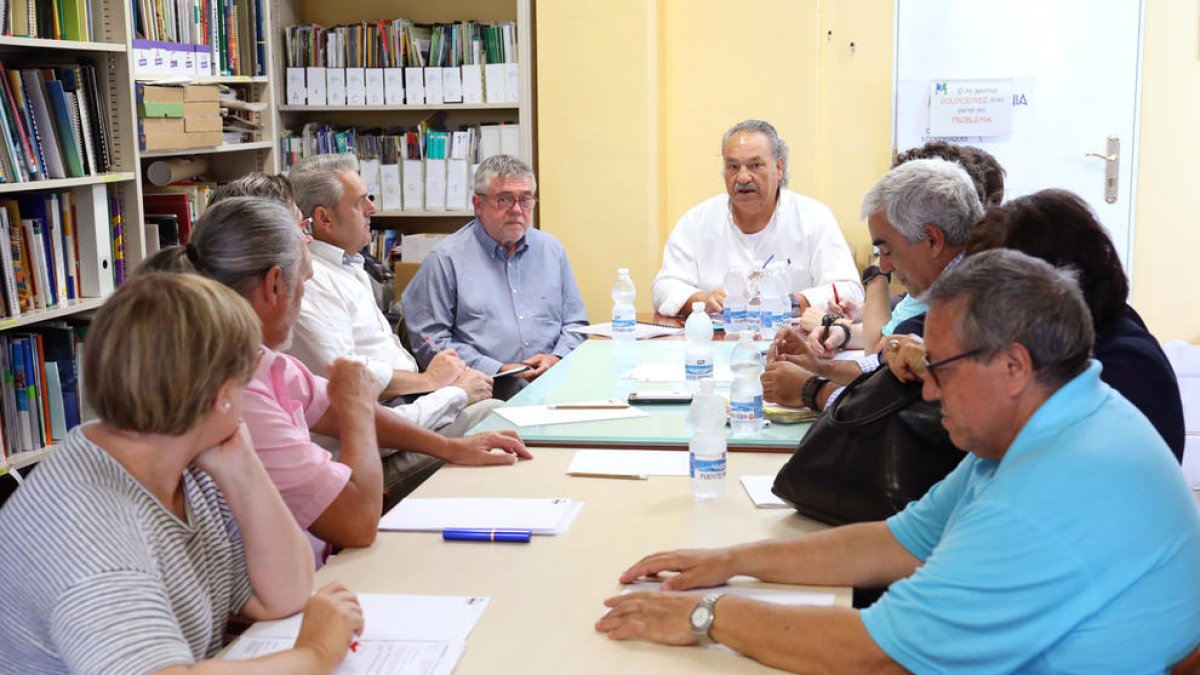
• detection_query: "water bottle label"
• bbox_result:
[730,397,763,421]
[761,310,776,329]
[690,456,727,479]
[685,361,714,380]
[613,318,636,331]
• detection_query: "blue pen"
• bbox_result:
[442,528,532,543]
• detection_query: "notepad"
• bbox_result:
[567,449,690,479]
[621,579,836,607]
[739,475,790,508]
[493,403,648,427]
[225,594,487,674]
[568,322,683,340]
[379,497,583,535]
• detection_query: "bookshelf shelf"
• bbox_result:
[0,297,106,332]
[6,445,53,470]
[279,103,520,113]
[140,140,275,159]
[0,172,137,195]
[374,210,474,218]
[0,36,126,53]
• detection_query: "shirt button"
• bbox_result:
[512,288,517,294]
[524,341,530,347]
[518,315,524,320]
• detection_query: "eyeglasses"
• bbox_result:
[478,194,537,211]
[298,217,314,239]
[922,347,983,387]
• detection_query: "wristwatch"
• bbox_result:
[861,264,891,287]
[689,592,724,643]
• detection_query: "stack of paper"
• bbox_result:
[568,322,683,340]
[379,497,583,535]
[493,403,647,427]
[567,449,690,479]
[739,475,790,508]
[226,594,489,675]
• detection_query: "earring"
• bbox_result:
[222,400,232,412]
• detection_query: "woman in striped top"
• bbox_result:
[0,272,361,674]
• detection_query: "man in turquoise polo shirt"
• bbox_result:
[597,249,1200,673]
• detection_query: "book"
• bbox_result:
[0,210,18,317]
[42,78,84,178]
[21,218,50,310]
[142,192,193,244]
[18,69,65,179]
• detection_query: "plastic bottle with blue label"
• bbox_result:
[744,263,763,338]
[611,268,636,342]
[689,378,727,500]
[722,265,747,334]
[684,301,714,388]
[758,262,788,341]
[729,330,765,437]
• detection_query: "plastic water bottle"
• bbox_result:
[722,266,748,334]
[758,263,787,341]
[689,378,727,500]
[611,268,636,342]
[730,330,765,437]
[744,264,763,338]
[684,301,714,388]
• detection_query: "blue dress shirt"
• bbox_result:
[401,220,589,375]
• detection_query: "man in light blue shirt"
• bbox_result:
[402,155,588,399]
[598,249,1200,673]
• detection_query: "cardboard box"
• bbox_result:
[184,116,222,132]
[137,83,185,104]
[139,130,223,151]
[183,84,220,102]
[394,262,421,297]
[183,100,219,117]
[137,101,184,118]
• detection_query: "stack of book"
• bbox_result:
[0,323,83,459]
[131,0,266,77]
[4,0,93,41]
[0,60,112,184]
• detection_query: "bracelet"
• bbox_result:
[861,264,891,287]
[832,321,851,348]
[801,375,829,410]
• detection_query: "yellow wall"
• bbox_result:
[539,1,1197,342]
[1132,0,1200,342]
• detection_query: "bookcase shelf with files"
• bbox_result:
[270,0,535,270]
[0,0,147,471]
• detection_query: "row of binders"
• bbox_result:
[0,185,123,318]
[0,323,83,458]
[281,121,520,212]
[4,0,92,40]
[132,0,267,77]
[284,19,518,106]
[0,60,112,185]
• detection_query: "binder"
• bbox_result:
[483,63,505,103]
[365,69,385,106]
[73,184,114,298]
[43,79,84,177]
[499,123,521,157]
[424,67,444,105]
[326,68,347,106]
[442,67,463,104]
[504,63,520,103]
[346,68,366,106]
[380,162,401,211]
[404,67,424,105]
[18,71,65,179]
[401,159,424,211]
[359,158,382,205]
[286,68,306,105]
[305,67,327,105]
[479,125,501,161]
[461,64,483,104]
[21,219,51,309]
[384,68,404,105]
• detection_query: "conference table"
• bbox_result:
[469,339,814,451]
[315,447,850,674]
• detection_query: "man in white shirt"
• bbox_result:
[651,119,863,316]
[288,153,500,436]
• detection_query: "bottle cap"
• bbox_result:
[617,267,629,275]
[692,301,705,313]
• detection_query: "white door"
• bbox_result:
[893,0,1144,273]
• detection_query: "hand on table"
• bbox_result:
[448,430,533,465]
[761,361,814,409]
[294,582,363,669]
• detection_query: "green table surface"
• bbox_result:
[469,339,810,451]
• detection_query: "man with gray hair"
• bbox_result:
[764,157,983,411]
[651,119,861,316]
[403,154,588,399]
[599,250,1200,672]
[286,154,500,435]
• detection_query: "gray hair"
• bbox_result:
[860,158,983,245]
[721,119,789,188]
[473,154,537,194]
[186,197,304,299]
[926,249,1094,389]
[289,153,360,218]
[210,172,295,208]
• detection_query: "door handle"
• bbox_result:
[1085,135,1120,204]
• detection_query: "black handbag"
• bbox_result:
[771,365,966,525]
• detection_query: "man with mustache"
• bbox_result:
[403,154,588,399]
[651,119,861,317]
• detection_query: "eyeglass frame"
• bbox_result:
[922,347,985,387]
[475,192,538,211]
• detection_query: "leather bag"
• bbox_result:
[771,366,965,525]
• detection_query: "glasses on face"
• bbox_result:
[922,347,984,387]
[298,217,314,239]
[479,193,537,211]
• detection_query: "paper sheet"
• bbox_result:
[621,579,836,607]
[623,363,734,383]
[379,497,583,535]
[568,322,683,340]
[226,594,488,674]
[739,475,789,508]
[493,403,648,427]
[567,449,690,478]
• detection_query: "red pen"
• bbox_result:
[349,640,360,653]
[832,283,840,305]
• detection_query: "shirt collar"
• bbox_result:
[998,360,1108,467]
[309,239,363,268]
[472,218,528,259]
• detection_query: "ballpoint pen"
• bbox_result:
[547,401,629,409]
[423,335,442,352]
[443,528,533,543]
[832,283,840,305]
